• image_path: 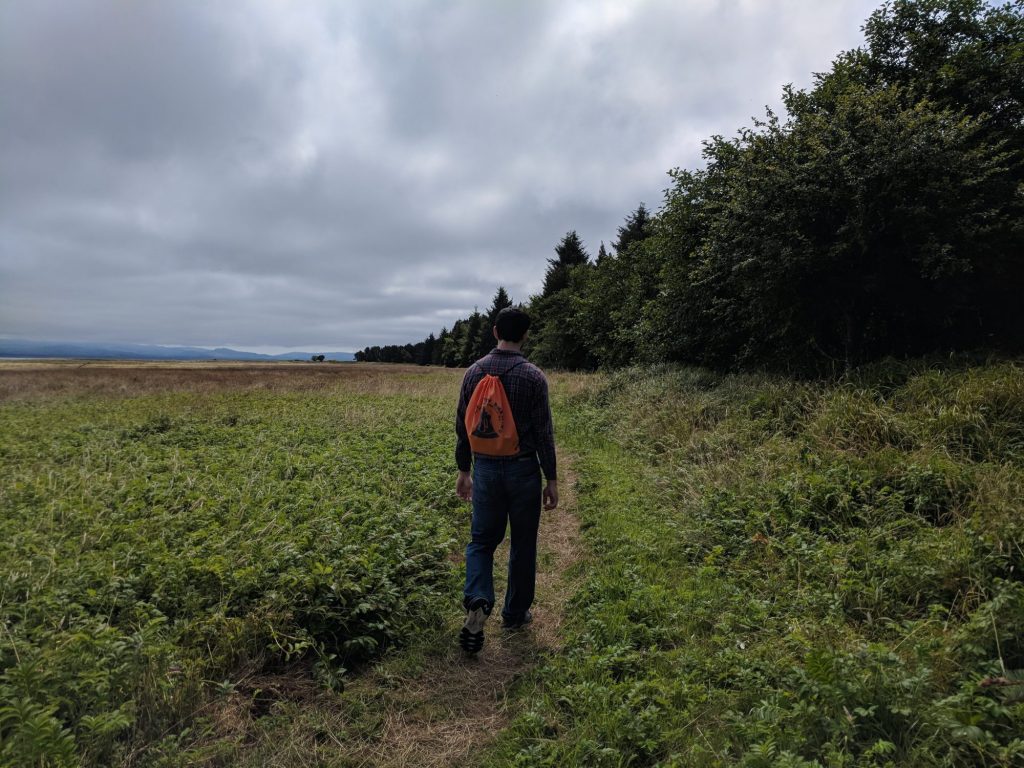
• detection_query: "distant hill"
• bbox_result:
[0,338,355,362]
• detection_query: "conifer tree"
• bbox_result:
[532,233,594,368]
[487,286,513,319]
[442,321,463,367]
[418,333,435,365]
[612,203,652,256]
[433,328,448,366]
[541,231,590,297]
[460,311,483,366]
[572,204,657,367]
[475,286,514,358]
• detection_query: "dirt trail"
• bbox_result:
[350,458,582,768]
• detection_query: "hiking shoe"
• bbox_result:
[501,610,533,630]
[459,598,489,653]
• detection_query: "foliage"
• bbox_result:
[363,0,1024,374]
[573,211,659,369]
[0,384,464,766]
[4,355,1023,766]
[529,277,595,371]
[540,232,591,298]
[488,358,1024,766]
[650,87,1020,372]
[356,286,516,368]
[611,203,653,256]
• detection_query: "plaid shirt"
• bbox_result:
[455,349,557,481]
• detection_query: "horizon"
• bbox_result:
[1,1,878,350]
[0,336,356,356]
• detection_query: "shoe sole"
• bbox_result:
[459,606,487,653]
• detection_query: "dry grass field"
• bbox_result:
[0,361,451,400]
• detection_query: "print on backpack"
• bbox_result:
[465,365,522,456]
[472,405,500,439]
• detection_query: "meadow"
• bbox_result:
[1,359,1022,767]
[491,359,1024,767]
[0,363,470,766]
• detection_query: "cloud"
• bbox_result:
[0,0,879,350]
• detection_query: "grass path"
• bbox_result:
[342,457,582,767]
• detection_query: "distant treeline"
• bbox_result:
[355,286,515,367]
[357,0,1024,374]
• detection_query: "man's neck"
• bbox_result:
[495,341,523,353]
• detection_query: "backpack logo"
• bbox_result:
[472,404,500,438]
[465,367,521,456]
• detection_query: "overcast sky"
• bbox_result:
[1,0,879,352]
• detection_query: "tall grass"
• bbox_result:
[489,360,1024,766]
[0,368,466,767]
[4,360,1022,766]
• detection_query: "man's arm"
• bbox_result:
[532,374,558,509]
[455,368,475,501]
[455,370,473,473]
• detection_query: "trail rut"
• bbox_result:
[350,458,582,768]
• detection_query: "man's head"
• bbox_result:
[493,307,530,343]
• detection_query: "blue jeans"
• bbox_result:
[463,455,542,621]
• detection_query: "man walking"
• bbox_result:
[455,307,558,653]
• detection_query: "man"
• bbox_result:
[455,307,558,653]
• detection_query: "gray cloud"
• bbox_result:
[0,0,879,350]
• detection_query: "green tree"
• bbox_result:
[541,231,590,297]
[531,235,594,369]
[460,311,484,366]
[574,205,658,368]
[862,0,1023,140]
[474,286,514,358]
[418,333,436,366]
[432,328,448,366]
[355,0,1024,373]
[652,85,1021,372]
[612,202,653,256]
[441,321,464,367]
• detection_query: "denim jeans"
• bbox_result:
[463,455,542,621]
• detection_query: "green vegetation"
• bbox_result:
[489,359,1024,766]
[7,1,1024,765]
[361,0,1024,374]
[2,359,1023,766]
[0,374,465,766]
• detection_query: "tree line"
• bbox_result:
[355,286,515,366]
[357,0,1024,374]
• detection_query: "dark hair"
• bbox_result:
[495,307,530,342]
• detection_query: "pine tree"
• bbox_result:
[487,286,513,320]
[432,328,448,365]
[418,333,435,365]
[475,286,514,357]
[460,311,483,366]
[442,321,463,367]
[612,203,652,256]
[542,231,590,297]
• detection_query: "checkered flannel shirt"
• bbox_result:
[455,349,557,481]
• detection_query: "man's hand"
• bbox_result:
[456,470,472,502]
[543,480,559,510]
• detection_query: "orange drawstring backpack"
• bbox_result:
[465,361,526,457]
